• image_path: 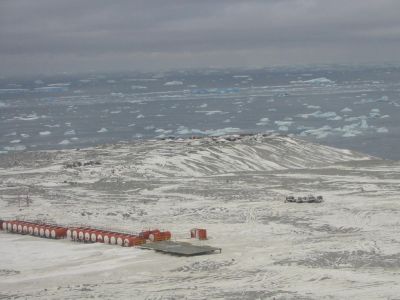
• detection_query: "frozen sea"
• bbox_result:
[1,65,399,159]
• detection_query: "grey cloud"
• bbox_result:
[1,0,400,75]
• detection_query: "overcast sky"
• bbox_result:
[1,0,400,76]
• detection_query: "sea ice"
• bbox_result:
[97,128,108,133]
[137,114,145,119]
[10,140,21,144]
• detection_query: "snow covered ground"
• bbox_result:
[0,134,399,299]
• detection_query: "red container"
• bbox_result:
[109,234,118,245]
[149,231,171,242]
[84,230,92,242]
[22,223,29,234]
[66,229,72,240]
[39,225,46,237]
[103,232,111,244]
[28,225,34,235]
[90,230,99,243]
[78,229,86,241]
[190,228,207,240]
[12,221,18,232]
[116,234,126,246]
[7,221,12,231]
[44,226,53,238]
[123,236,146,247]
[72,229,79,240]
[139,229,160,239]
[51,227,68,239]
[2,221,8,231]
[96,231,105,243]
[33,225,40,236]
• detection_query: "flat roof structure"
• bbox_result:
[139,241,222,256]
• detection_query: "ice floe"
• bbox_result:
[47,83,71,87]
[59,139,70,145]
[97,128,108,133]
[369,109,380,118]
[300,126,333,139]
[64,130,76,136]
[110,92,124,97]
[303,77,335,84]
[131,85,147,90]
[195,110,227,116]
[297,111,339,119]
[10,139,21,144]
[39,131,51,136]
[341,107,352,113]
[13,113,41,121]
[275,120,293,127]
[256,117,269,126]
[377,127,389,133]
[164,81,183,86]
[306,105,321,109]
[34,87,68,93]
[292,77,335,85]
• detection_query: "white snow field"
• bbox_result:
[1,134,400,299]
